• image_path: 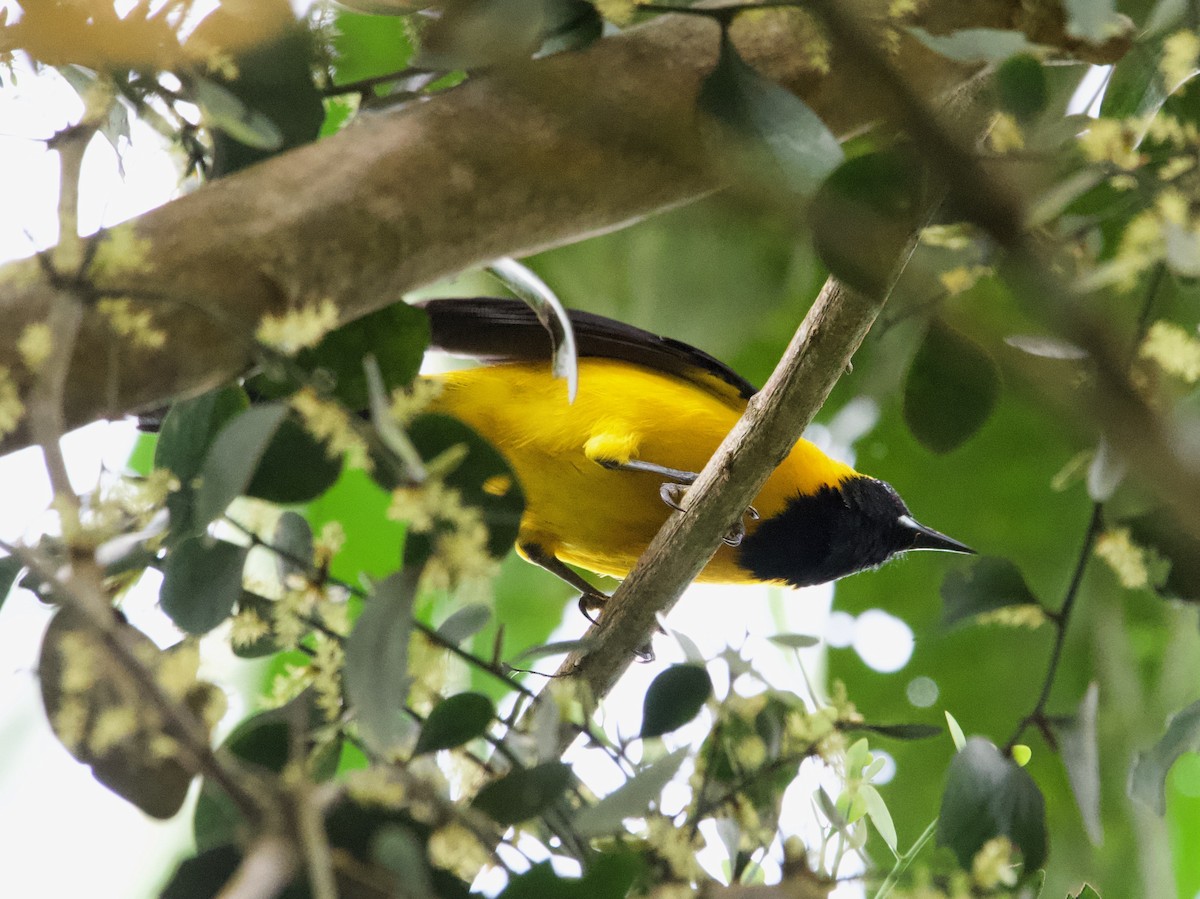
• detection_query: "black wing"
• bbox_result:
[417,297,757,405]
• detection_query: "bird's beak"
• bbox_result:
[897,515,975,554]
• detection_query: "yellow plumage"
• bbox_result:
[429,358,858,584]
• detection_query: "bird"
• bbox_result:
[418,297,973,610]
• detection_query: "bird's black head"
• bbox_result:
[737,476,973,588]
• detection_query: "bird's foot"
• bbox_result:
[576,591,656,662]
[721,505,760,547]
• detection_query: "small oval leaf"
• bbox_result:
[573,747,688,837]
[904,320,999,454]
[194,404,289,531]
[640,664,712,739]
[937,737,1047,871]
[160,538,249,634]
[941,556,1040,628]
[473,761,572,826]
[414,692,495,755]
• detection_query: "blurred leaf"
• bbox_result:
[190,4,324,176]
[946,711,967,751]
[193,404,289,531]
[1054,683,1103,845]
[414,692,495,754]
[404,413,525,560]
[159,845,245,899]
[472,761,572,825]
[1127,509,1200,601]
[860,782,898,853]
[245,415,343,505]
[190,76,283,150]
[938,737,1048,871]
[156,386,249,537]
[698,30,843,198]
[38,606,209,819]
[573,747,688,837]
[1130,698,1200,814]
[811,150,925,296]
[640,664,712,738]
[250,303,430,409]
[417,0,548,69]
[768,632,821,649]
[1063,0,1123,42]
[941,556,1040,627]
[996,54,1048,121]
[1164,222,1200,278]
[330,9,414,87]
[1100,42,1164,119]
[498,852,641,899]
[159,538,248,634]
[0,554,22,611]
[853,722,942,741]
[345,570,419,755]
[487,258,579,402]
[1004,334,1088,360]
[904,320,1000,454]
[1069,886,1103,899]
[908,27,1041,62]
[514,637,594,661]
[436,603,492,644]
[1086,439,1125,502]
[537,0,603,55]
[273,510,314,584]
[372,825,434,897]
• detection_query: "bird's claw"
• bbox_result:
[722,505,759,547]
[660,482,688,512]
[577,591,608,625]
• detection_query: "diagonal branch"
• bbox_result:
[552,273,900,715]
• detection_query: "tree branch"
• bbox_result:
[0,2,1109,454]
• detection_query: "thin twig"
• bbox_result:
[215,836,298,899]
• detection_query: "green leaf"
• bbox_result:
[941,556,1040,627]
[810,150,926,296]
[414,692,495,754]
[946,711,967,751]
[1131,698,1200,814]
[403,413,525,560]
[372,825,434,896]
[573,746,688,836]
[436,603,492,644]
[640,663,712,738]
[189,5,324,177]
[908,26,1042,62]
[193,404,289,530]
[330,10,415,88]
[904,320,1000,454]
[155,385,249,537]
[0,554,22,612]
[38,606,210,819]
[472,761,573,825]
[345,570,419,755]
[190,76,284,150]
[272,510,314,584]
[159,845,244,899]
[245,415,343,504]
[767,632,821,649]
[1063,0,1123,42]
[1127,509,1200,601]
[159,538,249,634]
[498,853,641,899]
[698,30,843,199]
[852,722,942,741]
[1054,683,1103,844]
[996,54,1048,121]
[860,782,898,853]
[1069,885,1103,899]
[937,737,1048,871]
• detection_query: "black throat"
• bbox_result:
[737,477,915,588]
